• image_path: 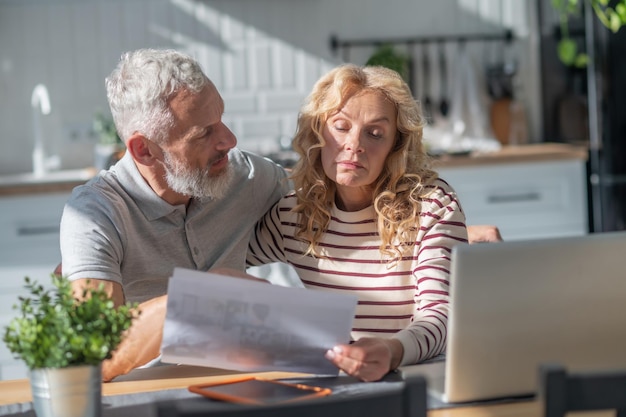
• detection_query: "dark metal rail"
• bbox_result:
[329,29,515,61]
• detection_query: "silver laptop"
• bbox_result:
[401,231,626,404]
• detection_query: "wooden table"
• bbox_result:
[0,366,305,405]
[0,365,612,417]
[0,365,614,417]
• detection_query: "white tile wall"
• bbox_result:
[0,0,537,176]
[0,0,340,173]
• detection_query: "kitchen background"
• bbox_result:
[1,0,623,380]
[0,0,540,175]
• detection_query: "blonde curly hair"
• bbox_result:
[290,64,438,260]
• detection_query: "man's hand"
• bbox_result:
[71,278,166,382]
[324,337,403,382]
[102,294,168,381]
[467,225,503,244]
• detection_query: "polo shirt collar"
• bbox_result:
[113,152,186,221]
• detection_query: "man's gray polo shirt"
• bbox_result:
[60,148,288,304]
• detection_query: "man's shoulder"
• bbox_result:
[66,171,127,211]
[233,149,288,182]
[236,148,281,168]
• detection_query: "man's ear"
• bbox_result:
[126,134,158,166]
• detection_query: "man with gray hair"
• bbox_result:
[60,48,289,381]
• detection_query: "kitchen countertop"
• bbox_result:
[0,143,588,197]
[0,167,97,197]
[429,142,588,169]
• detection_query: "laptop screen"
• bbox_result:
[407,231,626,404]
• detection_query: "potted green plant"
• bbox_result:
[3,275,138,417]
[93,112,125,171]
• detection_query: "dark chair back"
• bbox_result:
[156,375,427,417]
[540,363,626,417]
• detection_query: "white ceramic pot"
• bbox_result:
[29,364,102,417]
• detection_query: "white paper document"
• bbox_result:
[160,267,358,375]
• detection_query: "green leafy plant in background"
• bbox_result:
[553,0,626,67]
[3,275,139,369]
[365,44,410,82]
[93,112,122,145]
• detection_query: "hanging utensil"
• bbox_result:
[411,43,422,100]
[449,42,490,140]
[438,42,450,118]
[421,43,433,124]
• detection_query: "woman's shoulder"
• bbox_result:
[421,175,463,208]
[429,174,456,191]
[275,191,298,210]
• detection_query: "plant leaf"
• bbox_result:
[2,275,139,369]
[558,38,578,66]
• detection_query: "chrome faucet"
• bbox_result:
[31,84,59,176]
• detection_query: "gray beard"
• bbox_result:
[162,151,234,201]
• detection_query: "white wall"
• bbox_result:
[0,0,538,175]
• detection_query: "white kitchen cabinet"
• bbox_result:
[0,192,70,380]
[437,158,588,241]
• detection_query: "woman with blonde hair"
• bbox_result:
[248,64,467,381]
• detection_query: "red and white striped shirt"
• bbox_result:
[247,178,467,365]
